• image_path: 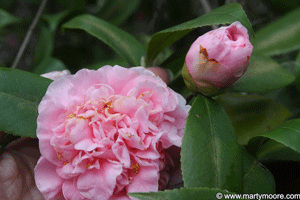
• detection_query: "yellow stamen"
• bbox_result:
[68,114,76,119]
[78,116,85,120]
[103,100,112,109]
[132,162,140,175]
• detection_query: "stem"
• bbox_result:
[186,93,195,104]
[146,0,164,34]
[11,0,49,69]
[226,0,237,4]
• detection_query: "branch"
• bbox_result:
[199,0,218,29]
[11,0,48,69]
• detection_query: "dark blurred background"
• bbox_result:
[1,0,299,72]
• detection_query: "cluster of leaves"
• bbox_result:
[1,0,300,199]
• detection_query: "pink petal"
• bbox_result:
[77,161,122,200]
[112,138,131,168]
[62,178,85,200]
[34,157,64,199]
[126,159,159,193]
[105,65,139,94]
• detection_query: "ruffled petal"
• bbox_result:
[126,159,159,193]
[62,178,85,200]
[77,161,122,200]
[34,157,64,199]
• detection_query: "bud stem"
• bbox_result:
[186,93,195,104]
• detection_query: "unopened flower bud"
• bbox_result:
[183,21,253,95]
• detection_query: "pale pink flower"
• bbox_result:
[184,21,253,94]
[34,66,190,200]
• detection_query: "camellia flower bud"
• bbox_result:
[182,21,253,95]
[147,66,171,84]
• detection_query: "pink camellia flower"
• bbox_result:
[34,65,190,200]
[183,21,253,95]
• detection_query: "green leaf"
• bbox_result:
[62,14,145,66]
[249,119,300,157]
[241,146,276,194]
[254,139,300,163]
[181,95,242,192]
[97,0,141,26]
[0,8,21,29]
[0,68,52,138]
[129,187,237,200]
[252,7,300,56]
[146,3,253,65]
[217,93,292,145]
[86,59,129,70]
[42,10,69,32]
[264,85,300,118]
[33,57,68,75]
[232,53,295,93]
[31,27,53,70]
[296,51,300,62]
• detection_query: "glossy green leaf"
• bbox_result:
[181,95,242,192]
[252,7,300,55]
[97,0,141,26]
[31,27,53,70]
[0,8,20,28]
[241,146,276,194]
[62,14,145,66]
[249,119,300,157]
[217,93,292,145]
[147,3,253,65]
[232,54,295,93]
[0,68,52,138]
[42,10,69,32]
[33,57,68,75]
[129,187,237,200]
[255,139,300,163]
